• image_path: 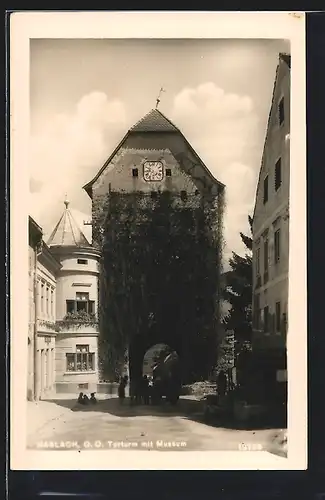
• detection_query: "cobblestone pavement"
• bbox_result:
[27,396,286,455]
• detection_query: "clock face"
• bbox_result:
[143,161,164,182]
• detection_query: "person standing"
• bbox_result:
[142,375,150,405]
[118,376,127,404]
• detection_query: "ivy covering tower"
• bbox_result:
[83,108,225,384]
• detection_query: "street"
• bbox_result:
[27,396,286,454]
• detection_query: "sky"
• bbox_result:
[30,38,290,264]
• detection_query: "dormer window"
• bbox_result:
[263,175,269,204]
[275,158,282,191]
[132,168,138,177]
[278,97,285,126]
[166,168,172,177]
[274,228,281,263]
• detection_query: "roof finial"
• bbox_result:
[155,87,166,109]
[64,193,69,209]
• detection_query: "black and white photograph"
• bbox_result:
[10,11,307,470]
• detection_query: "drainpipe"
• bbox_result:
[33,239,43,401]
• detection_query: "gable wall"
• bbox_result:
[92,132,211,196]
[253,60,290,236]
[91,131,219,247]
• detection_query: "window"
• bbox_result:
[132,168,138,177]
[66,300,75,314]
[275,158,282,191]
[278,97,285,125]
[263,306,269,333]
[257,308,262,329]
[77,259,88,265]
[180,190,188,201]
[274,229,281,263]
[41,283,44,313]
[50,289,54,317]
[256,247,261,276]
[76,292,89,313]
[282,312,287,335]
[275,302,281,332]
[66,292,95,316]
[46,287,49,315]
[66,345,95,372]
[263,238,269,271]
[151,191,158,200]
[166,168,172,177]
[263,176,269,204]
[263,238,269,284]
[253,294,260,329]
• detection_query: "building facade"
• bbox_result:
[47,199,101,394]
[28,217,43,401]
[36,243,61,400]
[252,53,290,405]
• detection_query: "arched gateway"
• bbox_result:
[83,108,225,385]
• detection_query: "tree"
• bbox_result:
[222,215,253,362]
[95,189,224,383]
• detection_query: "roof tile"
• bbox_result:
[129,109,179,133]
[47,200,90,247]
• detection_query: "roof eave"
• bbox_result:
[180,134,225,191]
[29,216,43,236]
[49,244,101,257]
[82,108,225,194]
[82,131,130,196]
[158,110,225,190]
[279,52,291,68]
[39,243,62,271]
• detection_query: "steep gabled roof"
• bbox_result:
[130,108,179,133]
[83,108,224,197]
[47,199,90,248]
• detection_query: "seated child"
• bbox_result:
[77,392,84,404]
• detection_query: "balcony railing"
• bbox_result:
[39,311,99,333]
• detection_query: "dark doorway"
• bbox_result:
[142,343,174,377]
[128,334,182,384]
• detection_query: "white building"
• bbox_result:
[36,242,61,399]
[28,216,43,401]
[47,199,101,394]
[251,53,290,408]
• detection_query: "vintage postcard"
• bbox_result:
[10,11,307,470]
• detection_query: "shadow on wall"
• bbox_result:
[45,396,285,431]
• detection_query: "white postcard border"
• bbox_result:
[10,10,307,470]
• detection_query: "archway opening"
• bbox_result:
[142,343,174,378]
[141,343,181,405]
